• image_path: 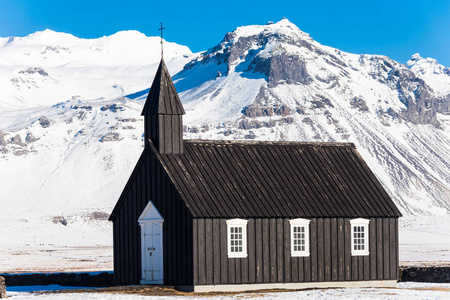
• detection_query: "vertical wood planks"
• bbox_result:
[270,219,277,282]
[331,218,338,281]
[277,219,284,283]
[324,218,331,281]
[376,218,383,279]
[248,219,256,283]
[205,219,213,284]
[220,220,228,283]
[383,218,390,279]
[256,219,263,283]
[198,218,206,284]
[317,218,324,282]
[310,218,318,282]
[337,218,344,280]
[213,219,221,284]
[389,218,397,279]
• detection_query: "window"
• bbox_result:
[350,218,370,256]
[289,218,310,257]
[226,219,248,258]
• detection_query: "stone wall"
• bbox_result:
[0,276,7,298]
[1,272,113,287]
[400,267,450,283]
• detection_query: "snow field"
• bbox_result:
[5,282,450,299]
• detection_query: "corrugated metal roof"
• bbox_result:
[153,140,402,218]
[141,59,185,116]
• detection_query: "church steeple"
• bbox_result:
[142,59,185,154]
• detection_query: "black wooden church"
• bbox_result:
[109,58,402,292]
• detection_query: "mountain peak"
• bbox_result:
[407,52,448,77]
[28,29,78,42]
[231,18,310,41]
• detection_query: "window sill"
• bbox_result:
[228,254,248,258]
[351,251,369,256]
[291,252,310,257]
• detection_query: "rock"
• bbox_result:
[248,53,312,87]
[100,104,123,112]
[19,67,48,77]
[39,116,51,128]
[13,149,29,156]
[51,216,68,226]
[89,211,110,221]
[0,130,5,146]
[99,133,123,142]
[350,97,369,112]
[387,68,440,126]
[11,134,26,146]
[25,132,38,143]
[0,276,7,298]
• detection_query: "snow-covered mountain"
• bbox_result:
[0,29,191,109]
[168,19,450,218]
[0,20,449,267]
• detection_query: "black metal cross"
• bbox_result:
[158,22,165,58]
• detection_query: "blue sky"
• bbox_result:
[1,0,449,66]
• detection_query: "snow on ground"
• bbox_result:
[5,282,450,299]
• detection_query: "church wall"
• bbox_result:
[192,217,398,285]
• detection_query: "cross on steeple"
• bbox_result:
[158,22,165,58]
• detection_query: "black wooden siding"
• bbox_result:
[144,115,183,154]
[111,148,193,285]
[192,217,398,285]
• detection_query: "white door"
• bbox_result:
[138,201,164,285]
[141,222,163,284]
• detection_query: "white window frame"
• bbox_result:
[226,218,248,258]
[350,218,370,256]
[289,218,310,257]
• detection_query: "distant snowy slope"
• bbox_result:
[0,29,192,109]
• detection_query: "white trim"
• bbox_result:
[138,201,164,224]
[178,280,398,292]
[226,218,248,258]
[350,218,370,256]
[289,218,310,257]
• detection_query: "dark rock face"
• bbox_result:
[0,276,6,298]
[387,68,440,126]
[436,94,450,114]
[242,104,292,118]
[248,53,312,87]
[39,116,51,128]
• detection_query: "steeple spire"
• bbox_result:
[141,59,185,154]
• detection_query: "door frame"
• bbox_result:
[138,201,164,285]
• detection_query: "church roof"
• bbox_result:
[141,59,185,115]
[152,140,402,218]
